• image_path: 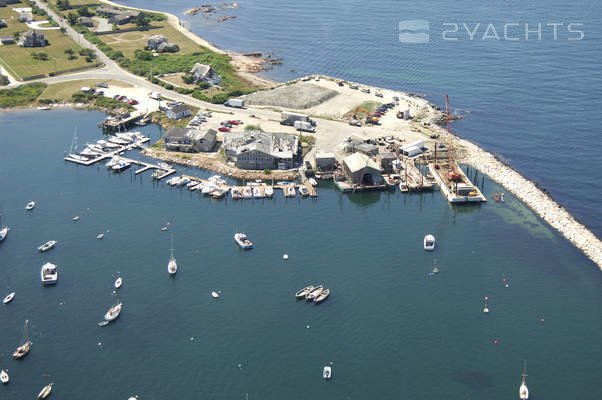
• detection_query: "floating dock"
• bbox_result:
[99,111,146,132]
[428,163,486,203]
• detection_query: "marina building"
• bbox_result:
[376,152,397,172]
[315,152,336,171]
[342,153,382,186]
[163,127,217,153]
[223,130,299,170]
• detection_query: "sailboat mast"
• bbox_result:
[522,360,528,381]
[170,233,174,259]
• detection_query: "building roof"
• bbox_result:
[0,35,14,42]
[22,29,42,38]
[165,126,188,138]
[95,6,122,14]
[149,34,166,42]
[224,130,297,158]
[190,63,212,76]
[354,143,378,153]
[168,104,190,115]
[343,152,380,173]
[315,152,335,159]
[376,152,397,160]
[78,17,94,23]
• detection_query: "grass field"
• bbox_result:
[0,3,98,79]
[38,79,132,100]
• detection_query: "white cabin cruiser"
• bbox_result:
[253,187,264,198]
[264,186,274,197]
[323,366,332,379]
[234,233,253,249]
[242,186,253,199]
[424,234,435,251]
[38,240,57,252]
[40,262,58,285]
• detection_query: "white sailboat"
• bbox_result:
[37,373,53,399]
[168,234,177,275]
[0,207,8,242]
[0,354,8,384]
[68,128,88,162]
[519,360,529,399]
[13,319,32,359]
[104,293,122,322]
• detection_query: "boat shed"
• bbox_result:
[354,143,379,156]
[342,152,382,186]
[315,152,336,171]
[376,152,397,172]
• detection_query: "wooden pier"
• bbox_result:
[99,111,145,132]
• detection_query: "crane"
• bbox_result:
[445,94,461,181]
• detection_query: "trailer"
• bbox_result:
[149,92,162,100]
[225,98,245,108]
[294,120,315,132]
[281,111,309,123]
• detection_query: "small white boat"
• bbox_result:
[253,187,264,198]
[13,320,31,359]
[234,233,253,249]
[105,156,121,168]
[0,226,8,242]
[41,262,58,285]
[104,302,122,322]
[231,188,243,199]
[519,361,529,399]
[423,234,435,251]
[115,133,135,143]
[37,383,53,399]
[38,240,57,252]
[187,180,199,190]
[264,186,274,197]
[178,177,191,187]
[299,186,309,197]
[73,216,80,221]
[323,366,332,379]
[295,285,314,299]
[108,136,129,145]
[202,184,219,195]
[168,234,177,275]
[3,292,15,304]
[309,178,318,187]
[306,285,323,301]
[0,369,8,384]
[314,288,330,304]
[211,291,219,298]
[114,277,122,289]
[242,186,253,199]
[97,233,104,240]
[80,148,101,158]
[168,177,182,186]
[209,175,227,185]
[87,144,105,153]
[286,186,296,197]
[112,161,131,172]
[26,201,36,210]
[99,140,119,149]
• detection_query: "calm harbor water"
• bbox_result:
[118,0,602,237]
[0,109,601,398]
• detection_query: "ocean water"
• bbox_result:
[118,0,602,237]
[0,109,601,398]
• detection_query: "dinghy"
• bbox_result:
[295,285,314,299]
[114,277,122,289]
[26,201,36,210]
[3,292,15,304]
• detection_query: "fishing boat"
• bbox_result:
[112,161,131,172]
[168,234,177,275]
[26,201,36,210]
[13,319,32,359]
[314,288,330,304]
[253,187,265,198]
[423,234,435,251]
[3,292,15,304]
[306,285,323,301]
[0,207,8,242]
[299,186,309,197]
[286,186,296,197]
[309,178,318,187]
[234,233,253,249]
[0,369,8,385]
[67,128,89,162]
[40,262,58,285]
[519,361,529,399]
[264,186,274,197]
[38,240,57,252]
[231,188,243,200]
[114,277,122,289]
[323,366,332,379]
[295,285,314,299]
[104,294,122,322]
[97,233,104,239]
[242,186,253,199]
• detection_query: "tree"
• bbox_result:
[57,0,71,11]
[135,13,149,27]
[77,7,93,18]
[67,12,77,26]
[64,48,74,55]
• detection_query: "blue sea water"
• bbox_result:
[119,0,602,236]
[0,108,600,399]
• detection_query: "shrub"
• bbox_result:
[263,169,271,175]
[197,81,210,89]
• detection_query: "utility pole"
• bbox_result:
[54,57,57,74]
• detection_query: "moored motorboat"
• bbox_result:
[211,291,220,298]
[314,288,330,304]
[306,285,323,301]
[231,188,243,199]
[187,180,199,190]
[38,240,57,252]
[323,366,332,379]
[242,186,253,199]
[299,186,309,197]
[26,201,36,210]
[202,184,219,195]
[3,292,15,304]
[295,285,314,299]
[424,234,435,251]
[286,186,296,197]
[264,186,274,197]
[309,178,318,187]
[72,216,80,221]
[211,188,228,199]
[0,369,8,385]
[234,233,253,249]
[80,148,101,158]
[105,156,121,168]
[40,262,58,285]
[97,233,104,239]
[114,277,122,289]
[519,361,529,399]
[178,177,191,187]
[108,136,129,145]
[115,133,135,143]
[112,161,131,172]
[99,140,119,149]
[0,226,8,242]
[253,187,264,198]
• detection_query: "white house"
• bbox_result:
[165,104,191,120]
[190,63,221,85]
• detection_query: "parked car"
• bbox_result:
[338,81,344,87]
[305,161,312,170]
[218,126,230,132]
[227,120,240,125]
[96,82,108,88]
[128,100,138,105]
[113,94,120,99]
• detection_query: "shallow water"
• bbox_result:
[0,109,600,398]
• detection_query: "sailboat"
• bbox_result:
[0,207,8,242]
[168,233,177,275]
[37,373,53,399]
[103,292,122,323]
[68,128,88,162]
[519,360,529,399]
[0,354,9,384]
[13,319,32,359]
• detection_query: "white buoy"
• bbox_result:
[306,325,310,329]
[283,254,289,260]
[211,291,219,298]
